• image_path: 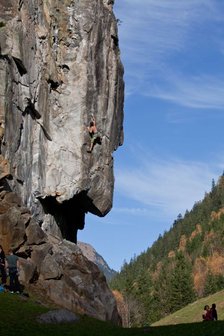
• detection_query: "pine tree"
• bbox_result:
[169,252,196,312]
[204,271,224,296]
[204,271,217,296]
[154,267,172,313]
[211,178,216,192]
[110,172,224,325]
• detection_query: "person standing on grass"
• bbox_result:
[211,303,218,321]
[5,249,20,293]
[0,245,7,286]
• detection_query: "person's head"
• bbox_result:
[212,303,216,309]
[0,245,5,257]
[89,121,94,127]
[205,305,210,311]
[8,248,13,255]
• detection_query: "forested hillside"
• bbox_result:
[110,175,224,326]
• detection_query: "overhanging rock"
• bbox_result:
[0,0,124,241]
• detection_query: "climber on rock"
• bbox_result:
[87,114,100,153]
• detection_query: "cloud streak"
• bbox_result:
[115,0,224,108]
[112,207,150,216]
[146,74,224,110]
[116,0,222,65]
[115,152,221,221]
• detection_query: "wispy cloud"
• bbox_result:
[113,207,149,216]
[146,74,224,109]
[115,151,222,220]
[116,0,222,65]
[115,0,224,106]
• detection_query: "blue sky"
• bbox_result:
[79,0,224,271]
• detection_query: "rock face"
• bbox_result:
[0,0,124,242]
[0,190,121,324]
[0,0,124,325]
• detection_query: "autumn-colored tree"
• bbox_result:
[110,173,224,325]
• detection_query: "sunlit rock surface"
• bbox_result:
[0,0,124,324]
[0,0,124,242]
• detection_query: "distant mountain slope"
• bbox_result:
[110,174,224,326]
[78,242,117,281]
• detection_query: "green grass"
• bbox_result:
[1,292,224,336]
[152,289,224,326]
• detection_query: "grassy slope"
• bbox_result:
[152,289,224,326]
[1,292,224,336]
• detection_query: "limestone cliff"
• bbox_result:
[0,0,124,242]
[0,0,124,325]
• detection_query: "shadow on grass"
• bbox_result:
[133,321,224,336]
[1,293,224,336]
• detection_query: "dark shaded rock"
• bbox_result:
[26,219,47,245]
[39,253,62,280]
[19,258,36,284]
[0,204,28,251]
[0,191,121,324]
[37,309,79,324]
[30,243,53,273]
[4,192,22,206]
